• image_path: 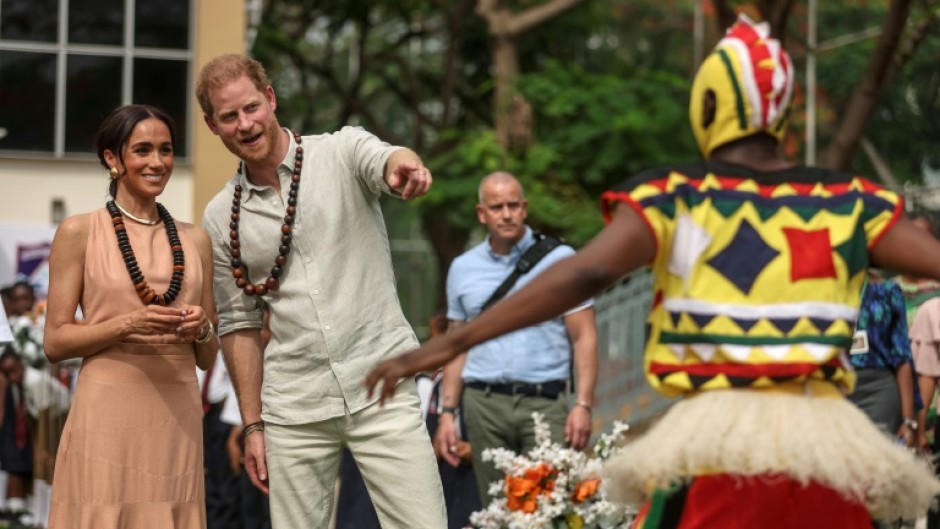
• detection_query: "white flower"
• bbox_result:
[470,412,636,529]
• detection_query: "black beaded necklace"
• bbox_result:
[106,200,185,305]
[229,130,302,297]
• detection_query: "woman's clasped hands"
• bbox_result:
[124,305,210,343]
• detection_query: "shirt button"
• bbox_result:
[313,290,320,295]
[304,257,312,264]
[272,200,278,205]
[324,325,331,330]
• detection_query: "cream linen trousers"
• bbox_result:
[264,379,447,528]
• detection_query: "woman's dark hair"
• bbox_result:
[94,104,177,198]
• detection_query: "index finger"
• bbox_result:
[400,171,421,201]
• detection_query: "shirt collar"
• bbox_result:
[485,225,534,261]
[235,129,297,203]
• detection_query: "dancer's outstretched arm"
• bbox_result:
[871,215,940,282]
[365,202,655,402]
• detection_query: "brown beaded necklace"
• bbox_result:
[106,200,185,305]
[229,129,302,297]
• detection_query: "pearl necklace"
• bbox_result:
[113,200,160,225]
[228,130,302,297]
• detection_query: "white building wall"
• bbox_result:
[0,159,194,225]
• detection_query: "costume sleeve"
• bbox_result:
[202,206,264,337]
[599,167,675,265]
[860,181,904,249]
[339,126,399,198]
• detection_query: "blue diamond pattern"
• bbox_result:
[707,219,780,295]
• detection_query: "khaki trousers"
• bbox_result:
[462,386,568,504]
[265,380,446,529]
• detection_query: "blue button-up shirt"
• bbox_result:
[446,227,592,384]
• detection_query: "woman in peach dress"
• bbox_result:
[43,104,217,528]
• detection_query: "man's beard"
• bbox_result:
[226,120,280,163]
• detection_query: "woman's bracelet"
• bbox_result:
[195,320,215,344]
[242,420,265,437]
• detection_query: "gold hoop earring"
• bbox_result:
[109,167,119,179]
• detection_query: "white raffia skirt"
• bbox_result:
[602,380,940,520]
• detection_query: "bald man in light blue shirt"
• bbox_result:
[434,172,598,504]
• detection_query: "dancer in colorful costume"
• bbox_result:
[366,15,940,528]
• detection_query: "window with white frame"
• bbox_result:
[0,0,192,157]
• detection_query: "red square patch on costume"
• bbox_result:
[784,227,836,281]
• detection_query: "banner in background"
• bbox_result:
[0,224,57,299]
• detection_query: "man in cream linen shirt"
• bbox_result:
[198,54,445,528]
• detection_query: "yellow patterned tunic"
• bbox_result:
[601,160,903,397]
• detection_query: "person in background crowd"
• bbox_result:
[367,15,940,528]
[846,270,921,449]
[424,313,481,528]
[7,282,35,319]
[0,347,35,517]
[437,171,597,504]
[200,349,240,529]
[43,104,217,529]
[1,288,14,319]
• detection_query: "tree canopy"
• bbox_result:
[250,0,940,307]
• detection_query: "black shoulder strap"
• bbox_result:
[481,232,563,312]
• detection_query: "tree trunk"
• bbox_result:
[476,0,586,149]
[819,0,912,170]
[492,33,530,148]
[760,0,795,41]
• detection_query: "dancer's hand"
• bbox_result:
[364,336,462,404]
[244,429,269,495]
[433,414,462,467]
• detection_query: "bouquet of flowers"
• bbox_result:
[469,412,635,529]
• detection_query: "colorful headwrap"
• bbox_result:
[689,15,794,157]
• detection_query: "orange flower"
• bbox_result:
[571,478,601,503]
[504,464,557,513]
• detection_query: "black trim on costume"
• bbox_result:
[658,481,690,529]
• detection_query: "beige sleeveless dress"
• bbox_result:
[48,208,206,528]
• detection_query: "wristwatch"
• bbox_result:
[439,406,458,416]
[903,417,919,431]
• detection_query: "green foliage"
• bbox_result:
[811,1,940,184]
[427,60,695,246]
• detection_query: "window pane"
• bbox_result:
[1,0,59,42]
[65,55,122,154]
[134,0,189,49]
[0,51,55,152]
[68,0,123,45]
[134,58,188,157]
